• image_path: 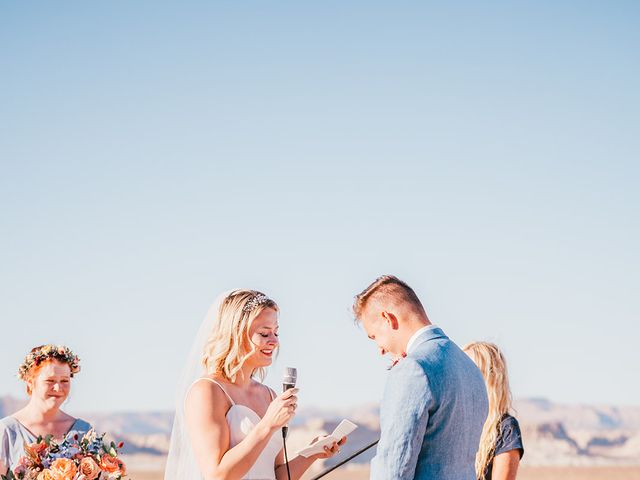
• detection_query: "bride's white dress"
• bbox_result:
[195,378,283,480]
[164,293,284,480]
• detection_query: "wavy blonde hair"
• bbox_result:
[463,341,513,480]
[202,289,278,382]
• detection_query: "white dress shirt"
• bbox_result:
[406,324,439,354]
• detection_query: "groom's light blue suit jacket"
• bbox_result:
[371,327,488,480]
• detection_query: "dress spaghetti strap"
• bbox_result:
[190,377,236,406]
[267,386,276,401]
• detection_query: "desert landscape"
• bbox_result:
[129,466,640,480]
[3,396,640,479]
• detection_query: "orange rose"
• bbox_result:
[79,457,101,480]
[37,469,55,480]
[99,455,121,473]
[49,458,77,480]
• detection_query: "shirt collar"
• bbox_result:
[406,324,438,354]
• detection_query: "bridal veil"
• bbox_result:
[164,292,232,480]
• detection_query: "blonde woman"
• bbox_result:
[165,290,345,480]
[463,342,524,480]
[0,345,92,476]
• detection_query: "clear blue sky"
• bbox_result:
[1,2,638,413]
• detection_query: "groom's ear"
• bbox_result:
[381,311,399,330]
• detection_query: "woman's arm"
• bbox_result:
[491,450,521,480]
[0,460,7,476]
[186,382,296,480]
[274,436,346,480]
[274,452,316,480]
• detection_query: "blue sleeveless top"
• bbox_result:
[0,416,92,470]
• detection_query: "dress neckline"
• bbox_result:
[11,416,80,442]
[227,404,265,420]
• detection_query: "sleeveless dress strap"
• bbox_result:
[191,378,236,406]
[267,386,276,401]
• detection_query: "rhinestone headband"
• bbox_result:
[243,294,271,313]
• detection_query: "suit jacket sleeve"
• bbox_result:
[371,358,431,480]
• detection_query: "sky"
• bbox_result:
[1,2,638,414]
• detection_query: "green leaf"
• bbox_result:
[2,470,18,480]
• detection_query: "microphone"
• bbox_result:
[282,367,297,438]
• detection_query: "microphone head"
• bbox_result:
[283,367,297,387]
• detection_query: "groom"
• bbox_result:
[353,275,488,480]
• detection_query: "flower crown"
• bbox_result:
[242,294,272,313]
[18,344,81,380]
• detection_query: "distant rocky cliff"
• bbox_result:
[3,396,640,471]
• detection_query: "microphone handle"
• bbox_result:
[282,383,296,438]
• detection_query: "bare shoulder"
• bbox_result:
[186,377,232,415]
[9,408,26,424]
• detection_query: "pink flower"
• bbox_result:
[13,455,30,475]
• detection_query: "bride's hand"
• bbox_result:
[310,436,347,459]
[260,388,299,431]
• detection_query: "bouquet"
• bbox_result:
[2,429,127,480]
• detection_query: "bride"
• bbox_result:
[165,289,345,480]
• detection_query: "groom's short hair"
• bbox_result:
[353,275,426,320]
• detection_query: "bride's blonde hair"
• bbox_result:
[463,341,513,480]
[202,289,278,382]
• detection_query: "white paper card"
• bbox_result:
[296,419,358,458]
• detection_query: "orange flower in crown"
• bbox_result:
[18,344,81,380]
[49,458,77,480]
